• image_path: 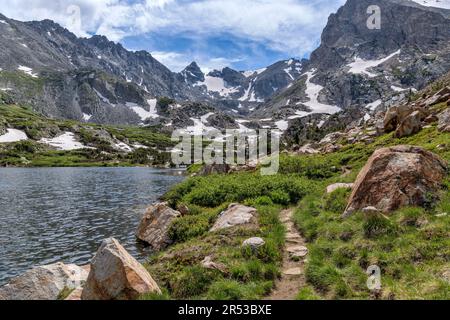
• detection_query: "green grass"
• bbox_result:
[145,118,449,300]
[145,203,286,300]
[0,104,174,167]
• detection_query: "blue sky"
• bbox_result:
[1,0,346,72]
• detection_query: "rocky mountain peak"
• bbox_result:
[180,61,204,84]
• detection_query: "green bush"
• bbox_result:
[324,188,351,213]
[165,173,314,208]
[245,196,273,207]
[269,190,290,206]
[170,266,219,299]
[363,215,398,239]
[168,212,216,243]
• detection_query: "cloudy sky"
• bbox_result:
[0,0,346,72]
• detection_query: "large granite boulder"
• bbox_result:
[384,105,414,133]
[0,263,89,300]
[81,238,161,300]
[136,203,181,250]
[210,204,258,232]
[344,145,447,216]
[438,108,450,133]
[395,110,423,138]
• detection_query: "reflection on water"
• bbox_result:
[0,167,185,285]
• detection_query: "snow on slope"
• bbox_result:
[366,99,382,111]
[302,70,341,115]
[347,50,401,77]
[411,0,450,9]
[181,112,216,136]
[195,76,239,97]
[242,68,267,78]
[126,100,159,121]
[82,113,92,121]
[39,132,91,151]
[18,65,38,78]
[0,129,28,143]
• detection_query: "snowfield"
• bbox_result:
[0,129,28,143]
[18,65,38,78]
[126,99,159,121]
[366,99,382,111]
[82,113,92,121]
[347,50,400,77]
[195,76,239,97]
[275,120,289,131]
[302,71,341,115]
[181,112,216,136]
[411,0,450,9]
[39,132,91,151]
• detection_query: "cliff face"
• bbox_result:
[257,0,450,134]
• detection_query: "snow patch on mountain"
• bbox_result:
[126,101,159,121]
[39,132,91,151]
[94,89,113,105]
[275,120,289,131]
[239,83,253,101]
[82,113,92,121]
[347,50,401,77]
[366,99,382,111]
[411,0,450,9]
[302,70,341,115]
[17,65,38,78]
[195,76,239,97]
[0,129,28,143]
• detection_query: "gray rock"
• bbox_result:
[81,238,161,300]
[242,237,266,250]
[437,108,450,132]
[136,203,181,250]
[0,263,89,300]
[395,110,423,138]
[210,204,258,232]
[287,246,309,259]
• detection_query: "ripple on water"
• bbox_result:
[0,167,185,285]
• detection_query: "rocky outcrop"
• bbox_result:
[0,263,89,300]
[344,146,447,216]
[242,237,265,250]
[81,238,161,300]
[210,204,258,232]
[438,108,450,132]
[136,203,181,250]
[395,110,423,138]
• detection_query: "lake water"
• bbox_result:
[0,167,185,285]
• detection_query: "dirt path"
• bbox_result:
[265,208,308,300]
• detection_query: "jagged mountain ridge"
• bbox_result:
[179,59,304,113]
[0,12,301,126]
[254,0,450,135]
[1,0,450,135]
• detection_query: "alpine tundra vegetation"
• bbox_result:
[0,0,449,301]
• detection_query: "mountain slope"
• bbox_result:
[255,0,450,132]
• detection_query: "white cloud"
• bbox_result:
[0,0,345,55]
